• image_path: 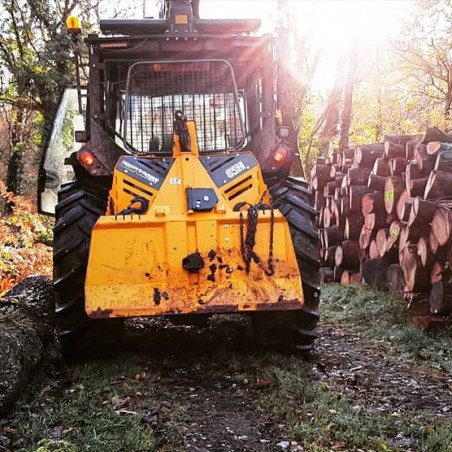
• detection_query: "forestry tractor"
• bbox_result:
[38,0,320,355]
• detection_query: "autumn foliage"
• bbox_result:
[0,180,52,296]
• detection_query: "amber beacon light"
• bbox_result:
[66,16,81,35]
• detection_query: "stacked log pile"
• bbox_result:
[313,127,452,315]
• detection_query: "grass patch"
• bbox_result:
[5,355,178,452]
[321,284,452,371]
[257,359,452,451]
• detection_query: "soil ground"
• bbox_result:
[1,288,452,451]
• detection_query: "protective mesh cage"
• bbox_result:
[124,60,246,153]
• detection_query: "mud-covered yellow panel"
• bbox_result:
[85,211,304,318]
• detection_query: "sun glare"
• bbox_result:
[101,0,414,90]
[199,0,413,89]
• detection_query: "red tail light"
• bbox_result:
[274,148,288,163]
[80,151,95,166]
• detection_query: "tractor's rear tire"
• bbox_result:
[251,176,320,354]
[53,178,124,357]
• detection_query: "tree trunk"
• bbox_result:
[349,185,372,211]
[338,44,358,151]
[431,206,452,246]
[317,56,346,154]
[418,126,452,144]
[348,167,371,186]
[405,160,425,197]
[354,143,384,167]
[384,176,404,214]
[323,206,335,227]
[344,212,364,240]
[429,281,452,315]
[401,249,431,292]
[433,143,452,172]
[367,173,386,192]
[375,228,388,256]
[369,240,380,259]
[334,239,360,268]
[0,276,54,416]
[371,157,391,176]
[320,267,334,284]
[389,158,406,176]
[424,171,452,199]
[386,221,403,251]
[359,223,374,250]
[323,245,338,267]
[409,177,429,198]
[414,144,435,172]
[405,138,418,160]
[362,258,388,289]
[384,134,418,159]
[417,236,433,268]
[322,225,344,248]
[361,191,384,216]
[409,198,437,228]
[395,190,413,222]
[386,264,405,296]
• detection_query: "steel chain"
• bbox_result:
[239,191,275,276]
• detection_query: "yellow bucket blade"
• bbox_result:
[85,212,304,318]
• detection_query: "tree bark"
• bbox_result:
[317,56,346,154]
[418,126,452,144]
[389,158,406,176]
[371,157,391,176]
[431,206,451,246]
[405,160,425,197]
[395,190,413,222]
[433,143,452,172]
[348,167,371,186]
[349,185,372,211]
[409,198,437,228]
[323,245,338,267]
[417,236,433,268]
[384,176,405,214]
[384,134,418,158]
[401,248,431,292]
[362,258,389,289]
[334,239,360,268]
[424,171,452,199]
[320,267,334,284]
[322,225,344,248]
[338,44,358,151]
[386,264,405,296]
[409,177,429,198]
[361,191,385,216]
[405,138,418,160]
[354,143,384,167]
[414,144,435,172]
[367,173,386,192]
[0,276,54,416]
[369,240,380,259]
[344,213,364,240]
[429,281,452,315]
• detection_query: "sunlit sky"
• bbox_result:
[100,0,414,90]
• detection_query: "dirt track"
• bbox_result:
[2,314,452,451]
[128,317,452,450]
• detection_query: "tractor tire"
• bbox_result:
[53,178,124,356]
[251,176,320,354]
